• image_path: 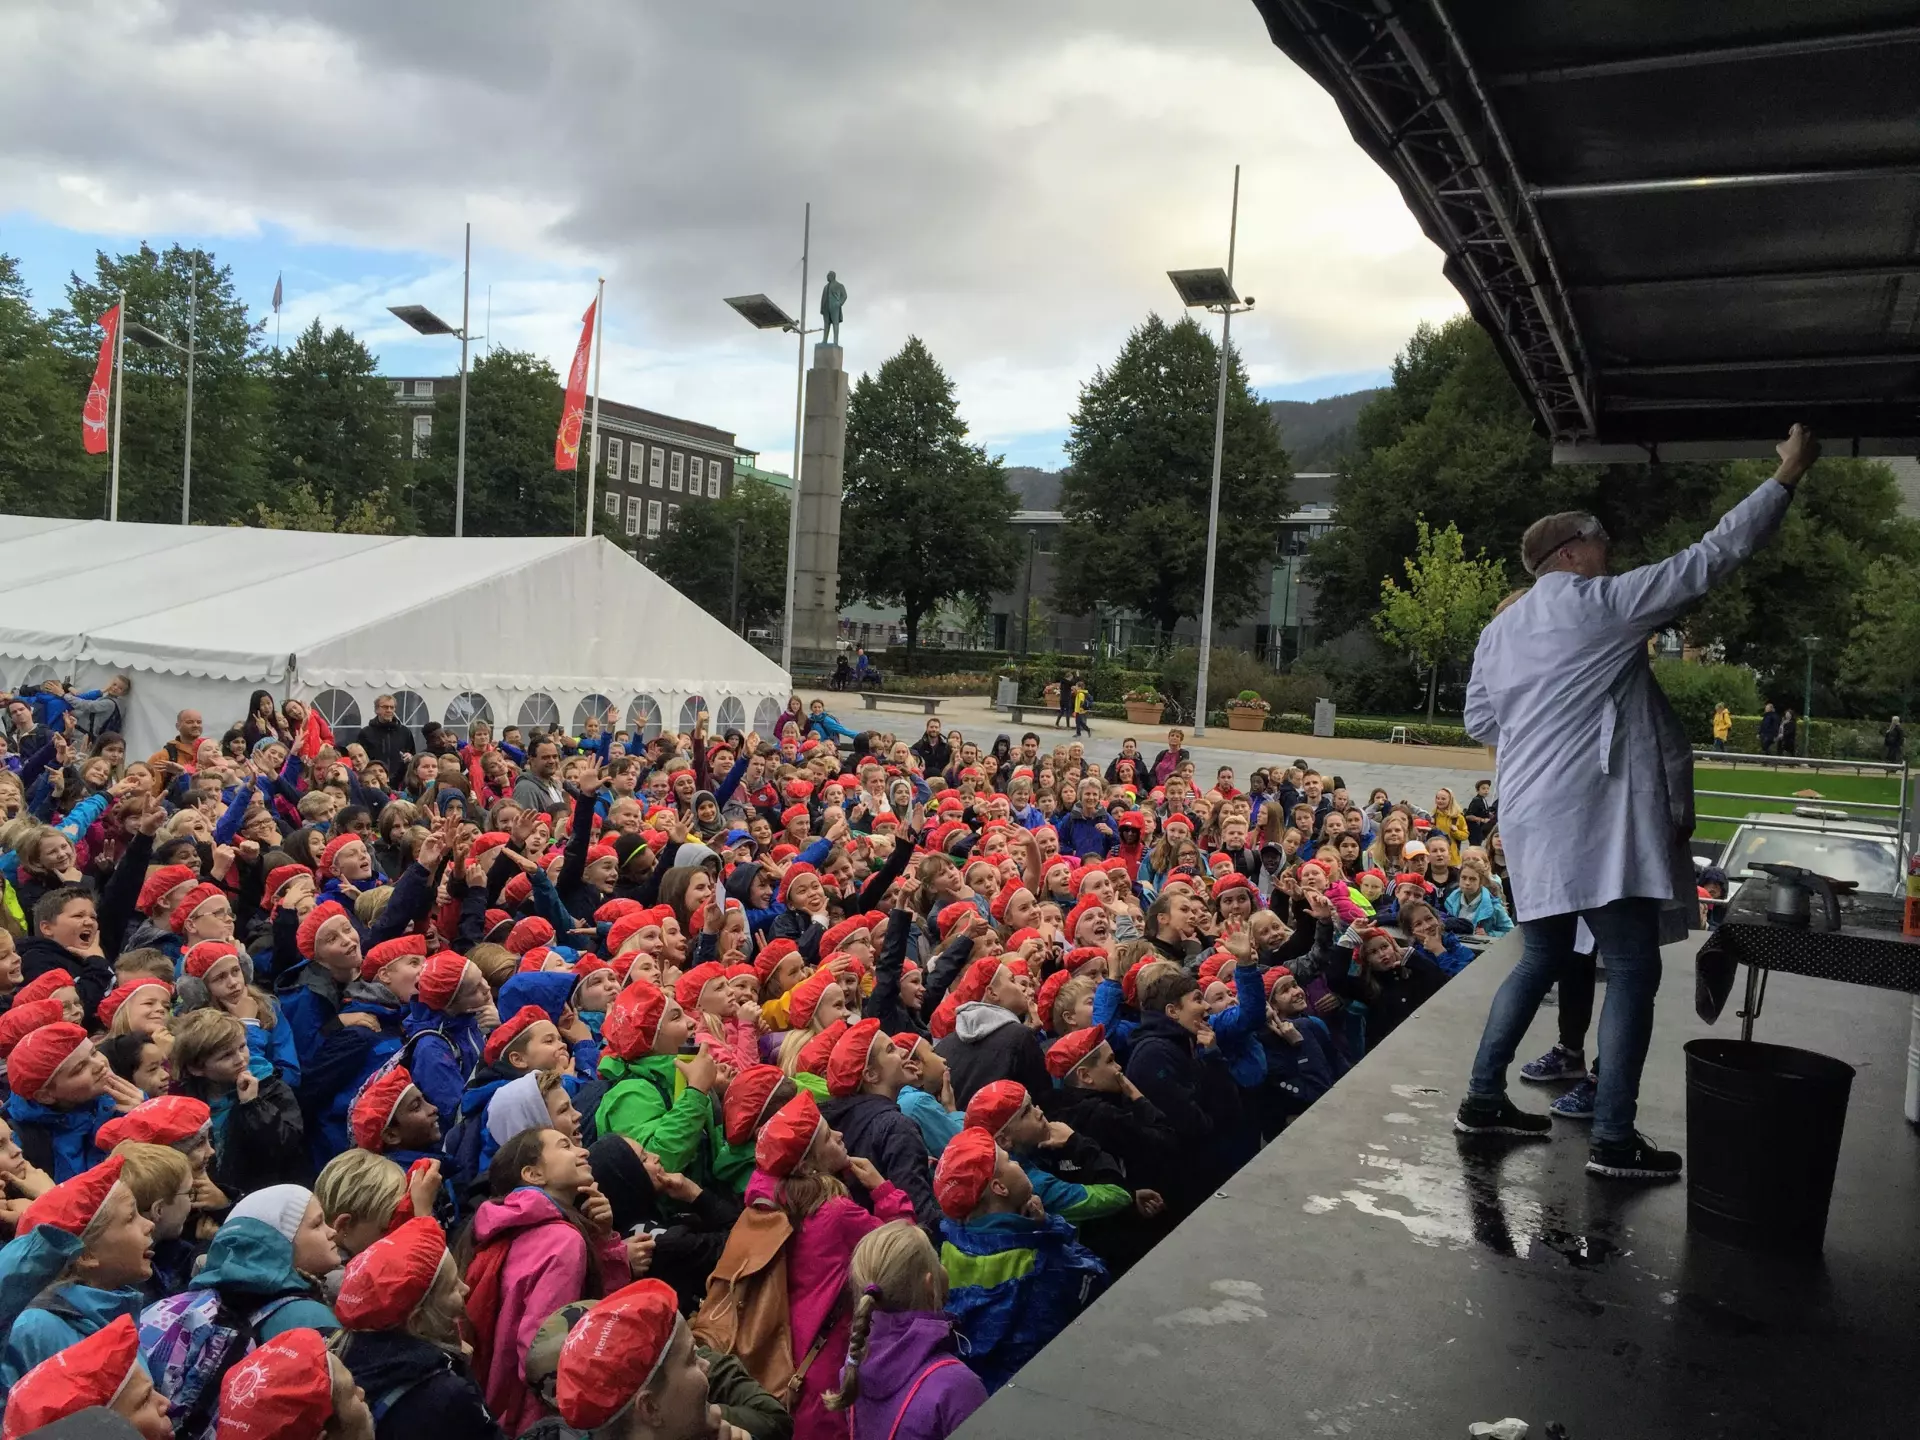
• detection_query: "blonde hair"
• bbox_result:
[353,886,393,927]
[116,949,178,985]
[113,1141,192,1213]
[315,1149,407,1233]
[155,811,205,847]
[171,1008,246,1076]
[1050,975,1096,1034]
[108,980,173,1037]
[406,1254,468,1356]
[1114,938,1153,972]
[825,1221,948,1411]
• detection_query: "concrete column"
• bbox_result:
[792,342,847,665]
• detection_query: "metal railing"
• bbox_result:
[1692,749,1912,867]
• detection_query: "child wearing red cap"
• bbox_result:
[5,1021,120,1182]
[178,939,303,1090]
[214,1325,372,1440]
[1255,966,1348,1139]
[817,1019,938,1228]
[595,981,722,1190]
[929,958,1052,1114]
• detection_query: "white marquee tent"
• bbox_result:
[0,517,793,759]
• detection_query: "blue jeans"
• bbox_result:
[1468,898,1663,1145]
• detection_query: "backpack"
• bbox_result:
[136,1291,303,1440]
[690,1204,848,1411]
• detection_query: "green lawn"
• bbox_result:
[1692,765,1907,842]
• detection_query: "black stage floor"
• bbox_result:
[959,934,1920,1440]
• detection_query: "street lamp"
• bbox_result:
[1169,163,1254,738]
[725,201,817,675]
[1802,635,1821,753]
[390,221,473,536]
[124,263,197,525]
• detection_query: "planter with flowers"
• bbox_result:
[1122,688,1166,726]
[1225,689,1271,732]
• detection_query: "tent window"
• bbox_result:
[517,693,561,734]
[753,697,782,741]
[627,694,663,743]
[573,694,617,735]
[389,691,431,735]
[715,696,747,734]
[442,692,493,744]
[19,663,59,694]
[677,695,707,733]
[312,689,362,748]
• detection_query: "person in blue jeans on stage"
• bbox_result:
[1454,424,1820,1181]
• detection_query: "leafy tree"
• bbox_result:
[1839,556,1920,715]
[411,349,572,536]
[841,337,1019,665]
[1055,314,1291,640]
[265,319,405,517]
[251,482,398,535]
[0,253,96,517]
[643,475,790,634]
[51,243,267,525]
[1373,518,1507,718]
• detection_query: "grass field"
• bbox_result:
[1692,764,1908,842]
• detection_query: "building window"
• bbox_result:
[411,414,432,458]
[650,447,664,487]
[625,496,641,536]
[667,503,679,529]
[605,490,619,516]
[709,464,722,499]
[688,457,704,493]
[413,379,434,396]
[390,380,404,396]
[629,445,643,482]
[646,500,662,538]
[670,452,684,491]
[607,437,621,475]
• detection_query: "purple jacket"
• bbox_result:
[847,1310,987,1440]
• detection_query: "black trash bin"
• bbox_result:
[1685,1038,1855,1256]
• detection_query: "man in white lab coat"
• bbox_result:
[1454,426,1820,1180]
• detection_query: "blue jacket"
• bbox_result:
[298,985,407,1166]
[1088,979,1139,1062]
[939,1211,1108,1393]
[244,1005,304,1090]
[402,1006,486,1128]
[6,1093,114,1182]
[1257,1014,1347,1125]
[190,1218,339,1337]
[1443,886,1513,942]
[0,1226,144,1388]
[1201,961,1269,1089]
[1412,930,1478,977]
[898,1085,962,1157]
[1051,809,1116,861]
[497,972,598,1076]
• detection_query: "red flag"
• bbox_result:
[82,303,120,455]
[555,297,596,471]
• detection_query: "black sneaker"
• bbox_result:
[1586,1133,1683,1181]
[1454,1095,1552,1138]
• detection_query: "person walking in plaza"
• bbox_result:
[1711,702,1731,753]
[1757,701,1780,754]
[1778,707,1798,757]
[1455,425,1820,1181]
[1884,715,1904,766]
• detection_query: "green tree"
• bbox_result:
[51,243,267,525]
[1373,517,1507,719]
[265,319,405,517]
[841,337,1019,665]
[412,349,573,536]
[1055,314,1291,641]
[643,475,791,634]
[0,253,96,517]
[1839,556,1920,715]
[251,482,398,535]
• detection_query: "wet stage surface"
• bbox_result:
[958,933,1920,1440]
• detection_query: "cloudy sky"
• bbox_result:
[0,0,1463,470]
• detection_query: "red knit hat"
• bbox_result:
[506,916,554,955]
[1045,1024,1109,1079]
[136,864,198,914]
[361,933,428,982]
[169,882,226,936]
[19,1154,124,1236]
[415,952,470,1010]
[316,832,365,881]
[795,1019,847,1077]
[335,1217,446,1330]
[722,1064,788,1146]
[184,938,244,980]
[785,966,839,1029]
[214,1325,334,1440]
[0,1000,62,1060]
[602,979,669,1061]
[9,1023,92,1102]
[1,1313,145,1440]
[934,1127,998,1220]
[556,1278,682,1431]
[482,1005,552,1067]
[754,1090,824,1178]
[96,978,172,1030]
[14,968,74,1008]
[1035,970,1073,1032]
[296,901,352,959]
[825,1017,885,1099]
[349,1066,418,1152]
[673,962,728,1012]
[264,864,309,908]
[963,1079,1028,1137]
[96,1095,211,1151]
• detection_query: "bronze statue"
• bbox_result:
[820,270,846,345]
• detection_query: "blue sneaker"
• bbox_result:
[1551,1075,1597,1120]
[1520,1044,1587,1083]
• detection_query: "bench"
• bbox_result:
[858,691,943,715]
[1003,704,1049,726]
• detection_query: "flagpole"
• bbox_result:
[584,277,605,539]
[109,290,125,522]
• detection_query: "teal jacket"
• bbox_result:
[0,1225,144,1388]
[190,1218,339,1338]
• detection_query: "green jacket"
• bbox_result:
[596,1052,716,1181]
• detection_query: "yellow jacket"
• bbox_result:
[1712,707,1732,740]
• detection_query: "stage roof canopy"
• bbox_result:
[1252,2,1920,463]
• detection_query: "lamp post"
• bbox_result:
[724,202,817,675]
[1169,164,1254,737]
[124,262,197,525]
[389,222,474,536]
[1802,635,1820,754]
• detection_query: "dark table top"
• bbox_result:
[1699,878,1920,1003]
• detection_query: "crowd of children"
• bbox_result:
[0,687,1516,1440]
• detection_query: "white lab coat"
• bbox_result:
[1466,476,1792,931]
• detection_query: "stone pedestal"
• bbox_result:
[791,342,848,667]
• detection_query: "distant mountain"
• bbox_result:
[1004,466,1063,511]
[1266,388,1381,471]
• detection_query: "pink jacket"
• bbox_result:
[1326,879,1368,928]
[469,1186,628,1436]
[697,1011,759,1073]
[744,1170,917,1440]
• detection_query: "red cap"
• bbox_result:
[1122,958,1153,1007]
[988,881,1030,923]
[19,1154,125,1236]
[825,1017,884,1098]
[795,1019,847,1077]
[780,804,808,826]
[722,1064,788,1146]
[1045,1024,1109,1079]
[335,1216,446,1330]
[754,1090,824,1178]
[1035,970,1072,1032]
[963,1079,1028,1137]
[214,1326,334,1440]
[934,1127,999,1220]
[556,1278,682,1430]
[14,968,74,1008]
[264,864,309,908]
[1263,965,1295,995]
[673,962,728,1012]
[169,882,226,936]
[777,862,818,902]
[607,910,658,956]
[596,897,642,924]
[482,1005,552,1067]
[1006,927,1041,953]
[96,978,173,1029]
[516,948,553,974]
[316,833,365,881]
[1064,898,1101,940]
[361,933,427,982]
[892,1031,925,1055]
[96,1094,211,1151]
[9,1023,91,1102]
[0,1313,144,1440]
[349,1066,417,1152]
[602,979,669,1060]
[1062,946,1107,975]
[821,915,869,953]
[184,938,243,979]
[936,902,975,940]
[296,900,352,959]
[0,1000,63,1060]
[785,966,839,1029]
[416,952,470,1010]
[952,957,1004,1008]
[506,916,554,955]
[483,909,513,941]
[1392,872,1430,891]
[501,874,534,908]
[1211,872,1256,902]
[136,864,198,914]
[751,939,799,989]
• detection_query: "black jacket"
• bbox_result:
[336,1329,504,1440]
[1329,951,1449,1050]
[1123,1013,1243,1207]
[357,717,415,779]
[177,1073,310,1197]
[862,910,924,1037]
[1048,1088,1182,1199]
[820,1091,938,1231]
[934,1003,1055,1114]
